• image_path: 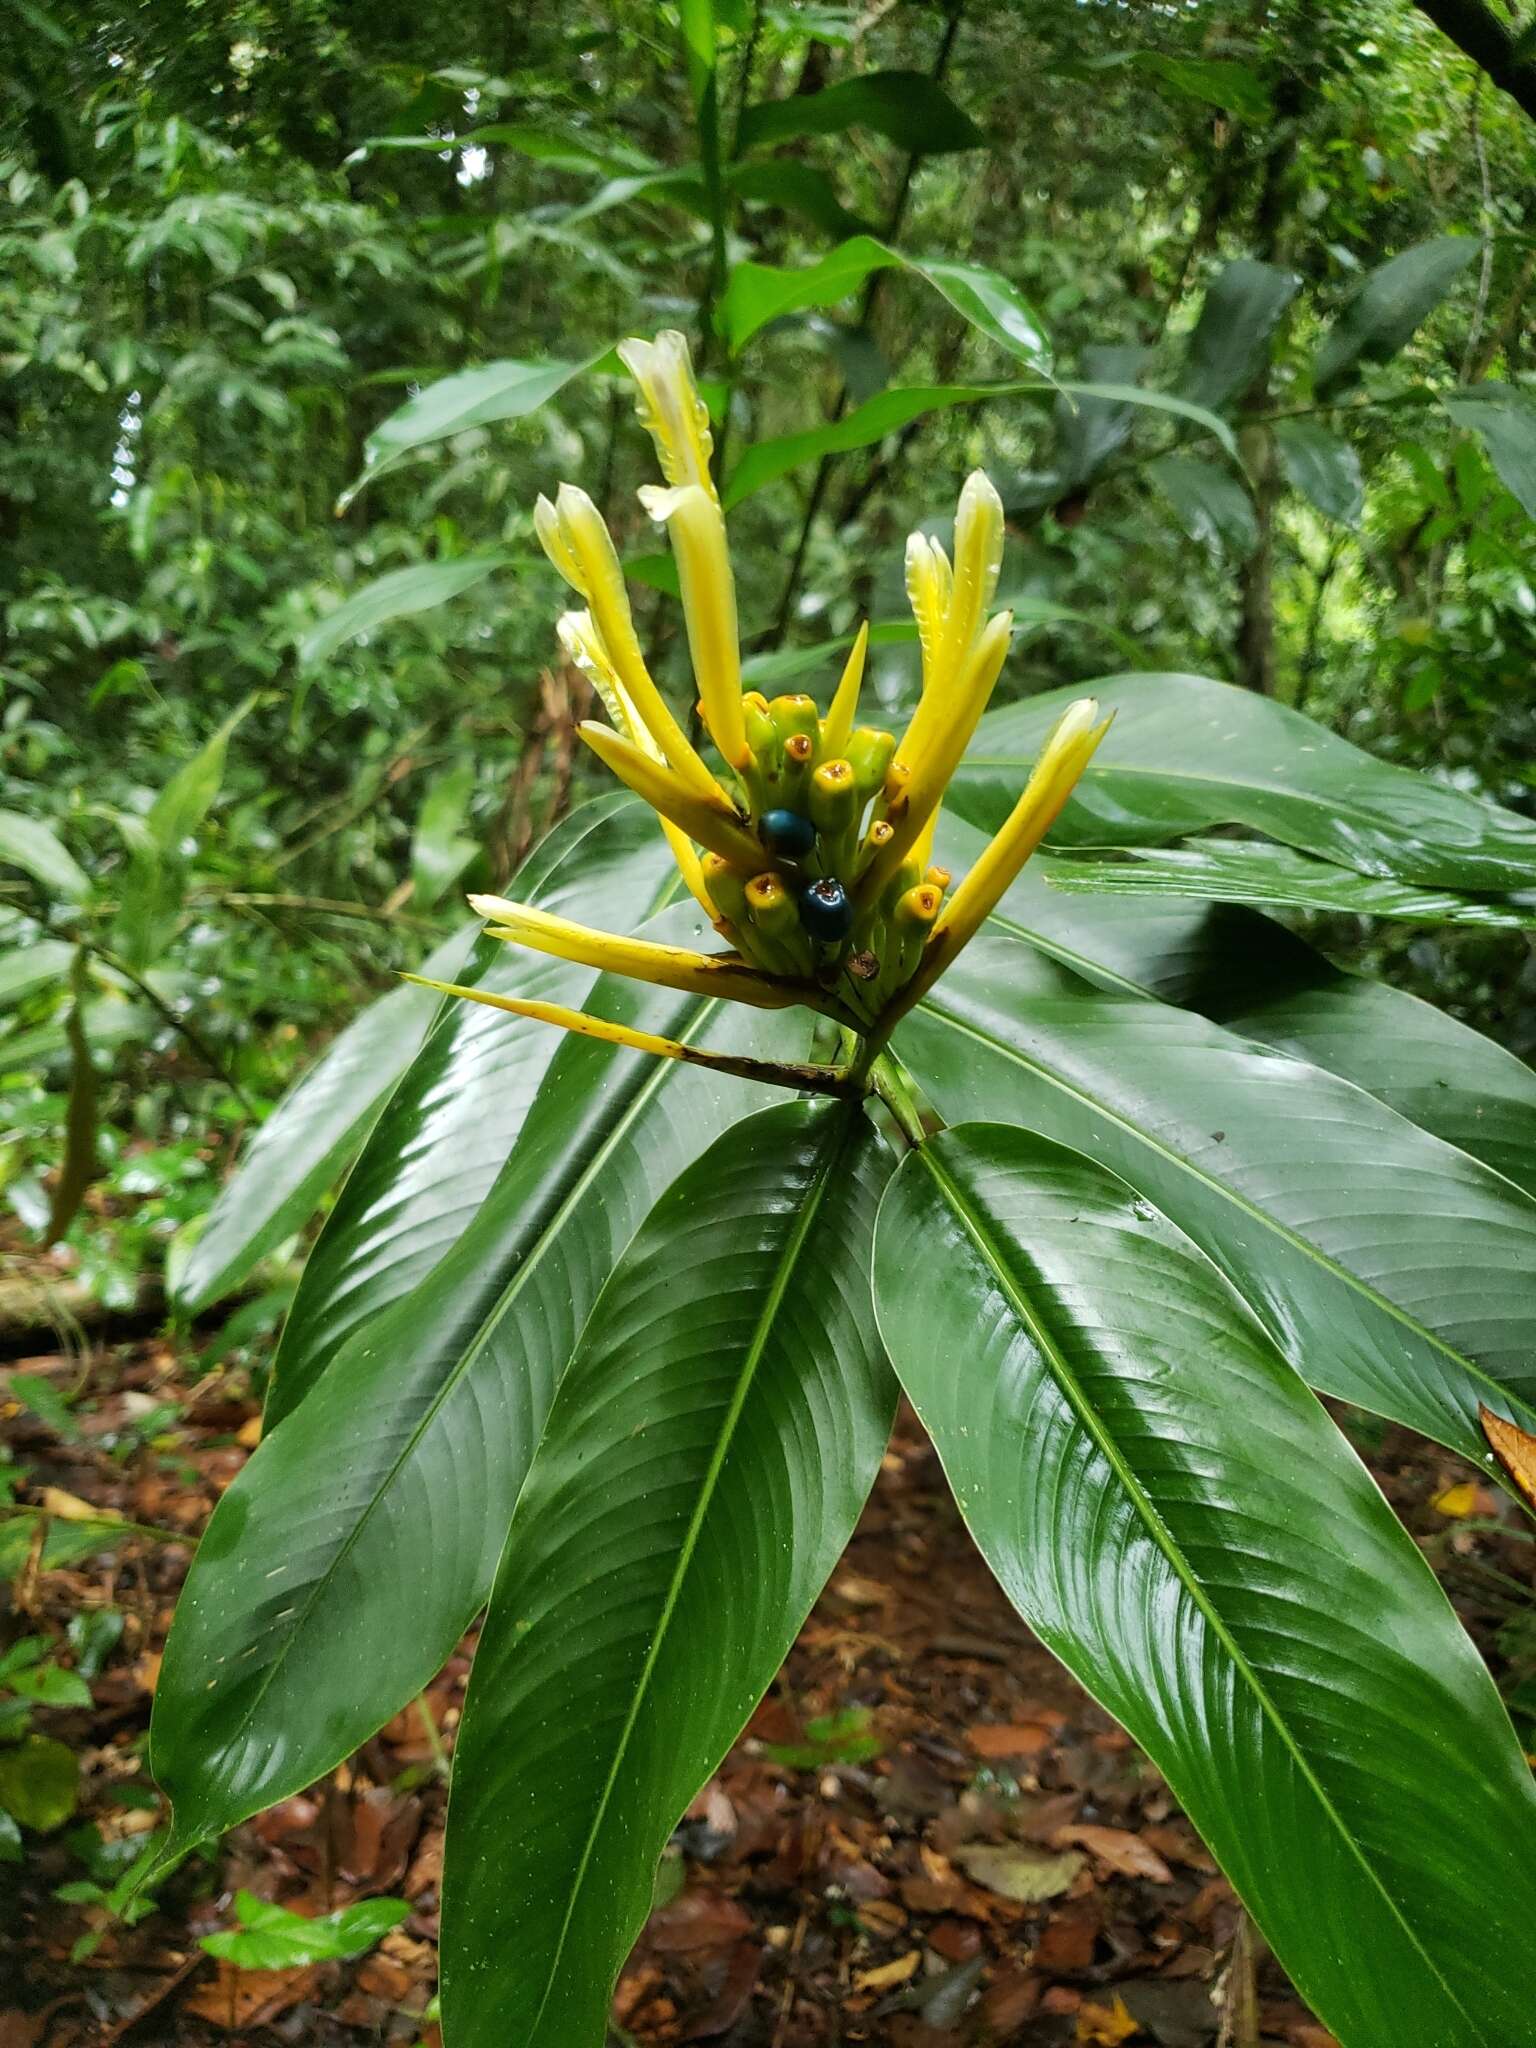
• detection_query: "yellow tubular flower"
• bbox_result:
[938,470,1005,683]
[537,486,723,804]
[861,609,1014,901]
[905,533,951,697]
[466,894,829,1011]
[901,698,1113,1006]
[618,331,718,500]
[578,721,764,870]
[822,622,870,757]
[639,483,750,770]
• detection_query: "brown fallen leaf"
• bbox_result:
[853,1950,922,1992]
[952,1841,1085,1903]
[966,1721,1053,1759]
[182,1961,322,2029]
[1054,1824,1173,1883]
[39,1486,122,1523]
[1480,1405,1536,1511]
[1430,1479,1492,1518]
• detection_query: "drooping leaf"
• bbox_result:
[1053,344,1151,490]
[1442,382,1536,516]
[202,1891,409,1968]
[1177,259,1300,413]
[298,556,509,671]
[1313,236,1480,392]
[339,355,600,506]
[410,764,479,910]
[0,811,90,903]
[729,160,871,239]
[738,70,984,154]
[875,1123,1536,2048]
[1146,454,1258,558]
[1040,837,1536,928]
[441,1100,896,2048]
[897,928,1536,1462]
[170,922,478,1316]
[1273,418,1365,525]
[951,672,1536,892]
[150,974,810,1854]
[265,796,675,1421]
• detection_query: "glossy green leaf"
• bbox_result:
[1178,259,1299,413]
[728,160,870,239]
[1040,837,1536,928]
[411,764,478,911]
[0,940,74,1010]
[1314,236,1479,392]
[875,1123,1536,2048]
[1273,417,1365,525]
[150,974,810,1854]
[441,1100,896,2048]
[1146,453,1258,558]
[170,921,477,1316]
[738,70,984,154]
[1442,382,1536,516]
[339,355,599,506]
[298,556,508,671]
[266,796,675,1423]
[896,926,1536,1461]
[202,1891,409,1968]
[0,811,89,903]
[719,237,1049,371]
[951,672,1536,891]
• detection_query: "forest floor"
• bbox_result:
[1,1330,1529,2048]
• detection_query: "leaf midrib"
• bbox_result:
[912,992,1536,1437]
[525,1107,850,2040]
[915,1142,1477,2038]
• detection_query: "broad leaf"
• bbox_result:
[298,557,509,671]
[1178,259,1299,412]
[952,672,1536,891]
[875,1123,1536,2048]
[114,698,255,968]
[266,796,674,1423]
[1442,382,1536,517]
[1273,418,1364,525]
[738,70,984,154]
[203,1891,409,1968]
[1053,344,1151,488]
[729,160,871,240]
[441,1100,896,2048]
[150,975,810,1852]
[896,927,1536,1461]
[339,355,600,506]
[1135,52,1272,120]
[1313,236,1479,393]
[171,922,478,1315]
[1040,837,1536,928]
[411,764,479,911]
[1146,454,1258,558]
[0,940,75,1010]
[0,812,89,903]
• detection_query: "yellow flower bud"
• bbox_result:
[639,482,749,771]
[618,330,717,500]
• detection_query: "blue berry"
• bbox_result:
[799,876,852,942]
[760,808,816,859]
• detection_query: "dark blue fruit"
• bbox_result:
[799,876,853,941]
[760,808,816,859]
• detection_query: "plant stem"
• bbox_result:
[88,944,256,1115]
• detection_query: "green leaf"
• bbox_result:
[728,160,871,239]
[1052,344,1151,489]
[169,922,478,1316]
[1177,259,1300,412]
[202,1891,409,1968]
[144,698,254,854]
[874,1123,1536,2048]
[1442,382,1536,517]
[265,796,675,1422]
[0,812,90,903]
[114,699,255,968]
[1040,838,1536,928]
[1056,381,1240,464]
[896,928,1536,1462]
[411,765,478,911]
[0,940,77,1010]
[1273,418,1365,525]
[0,1735,78,1831]
[718,237,1049,371]
[8,1662,91,1708]
[951,672,1536,892]
[1135,53,1273,120]
[1314,236,1480,393]
[150,969,810,1854]
[1146,453,1258,558]
[0,1811,20,1863]
[339,355,600,506]
[738,70,984,154]
[441,1101,896,2048]
[44,952,98,1246]
[298,556,508,671]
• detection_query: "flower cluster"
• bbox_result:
[409,332,1112,1086]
